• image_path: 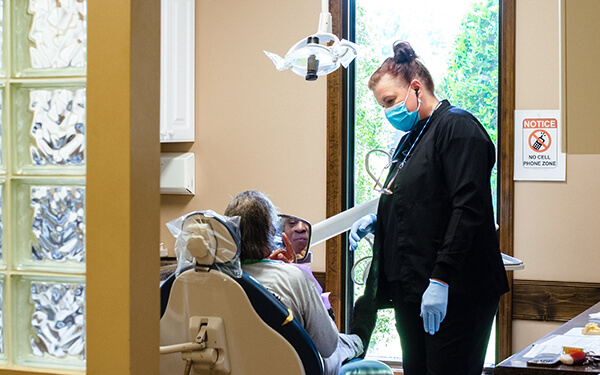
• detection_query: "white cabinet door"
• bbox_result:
[160,0,195,143]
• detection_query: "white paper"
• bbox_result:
[564,327,586,336]
[523,331,600,358]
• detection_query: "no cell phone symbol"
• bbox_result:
[529,130,551,152]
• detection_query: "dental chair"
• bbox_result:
[160,211,393,375]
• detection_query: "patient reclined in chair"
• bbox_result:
[160,205,393,375]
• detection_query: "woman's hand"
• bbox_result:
[420,279,449,335]
[268,233,296,263]
[349,214,377,251]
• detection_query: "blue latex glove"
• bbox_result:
[420,279,449,335]
[349,214,377,251]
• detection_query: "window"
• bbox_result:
[348,0,501,366]
[0,0,87,371]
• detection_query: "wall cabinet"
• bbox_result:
[160,0,195,143]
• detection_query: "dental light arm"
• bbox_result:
[310,198,379,247]
[309,197,523,271]
[318,0,332,33]
[263,0,358,80]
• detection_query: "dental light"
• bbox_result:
[264,0,358,81]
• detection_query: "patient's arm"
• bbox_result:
[242,262,339,357]
[292,268,339,358]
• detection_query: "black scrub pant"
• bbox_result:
[392,288,499,375]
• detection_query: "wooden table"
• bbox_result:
[495,301,600,374]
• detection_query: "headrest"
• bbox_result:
[167,210,242,278]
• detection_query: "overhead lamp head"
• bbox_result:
[264,7,358,81]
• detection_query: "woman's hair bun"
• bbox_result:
[392,41,417,64]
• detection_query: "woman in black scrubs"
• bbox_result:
[349,41,509,375]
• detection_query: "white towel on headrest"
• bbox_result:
[186,221,217,259]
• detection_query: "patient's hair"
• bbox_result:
[224,190,278,261]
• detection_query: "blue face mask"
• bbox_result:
[384,89,421,132]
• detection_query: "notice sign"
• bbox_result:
[514,110,565,181]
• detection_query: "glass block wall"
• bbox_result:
[0,0,87,371]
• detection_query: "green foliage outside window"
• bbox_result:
[353,0,499,358]
[437,0,499,211]
[438,0,499,144]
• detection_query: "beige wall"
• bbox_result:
[512,0,600,353]
[160,0,328,271]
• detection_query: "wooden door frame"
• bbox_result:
[497,0,516,361]
[325,0,516,361]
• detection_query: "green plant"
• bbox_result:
[437,0,499,210]
[438,0,499,144]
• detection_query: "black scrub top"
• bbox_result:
[374,100,509,303]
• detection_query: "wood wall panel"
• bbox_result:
[512,280,600,322]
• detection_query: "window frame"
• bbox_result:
[325,0,516,362]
